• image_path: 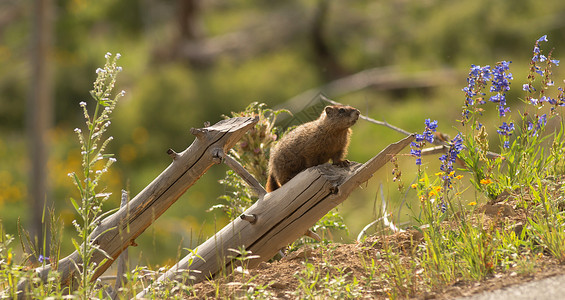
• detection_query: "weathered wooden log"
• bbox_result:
[15,117,258,297]
[136,134,415,298]
[108,190,130,299]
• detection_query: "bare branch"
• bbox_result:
[222,154,267,199]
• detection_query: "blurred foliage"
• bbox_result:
[0,0,564,265]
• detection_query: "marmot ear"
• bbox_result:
[325,106,334,115]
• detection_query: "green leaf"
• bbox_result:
[70,197,80,214]
[73,173,84,197]
[71,238,82,252]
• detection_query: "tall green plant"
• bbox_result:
[67,52,124,296]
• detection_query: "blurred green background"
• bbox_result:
[1,0,564,267]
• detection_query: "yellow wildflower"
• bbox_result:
[429,186,442,197]
[480,178,493,185]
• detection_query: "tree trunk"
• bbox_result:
[27,0,53,260]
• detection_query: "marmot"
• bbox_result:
[266,105,360,192]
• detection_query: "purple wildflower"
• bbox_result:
[497,121,514,149]
[410,139,424,165]
[540,55,548,62]
[439,201,447,213]
[532,35,547,62]
[489,61,512,117]
[540,114,548,126]
[538,35,548,42]
[530,35,554,76]
[38,255,50,263]
[497,103,511,117]
[439,134,464,187]
[523,83,535,93]
[555,87,565,110]
[526,35,561,111]
[411,119,438,165]
[497,122,515,137]
[540,96,553,104]
[527,114,547,137]
[462,65,491,123]
[424,119,438,141]
[490,61,512,93]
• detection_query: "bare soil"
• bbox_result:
[188,200,565,299]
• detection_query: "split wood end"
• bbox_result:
[240,213,257,224]
[166,148,179,160]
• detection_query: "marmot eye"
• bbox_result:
[339,108,346,113]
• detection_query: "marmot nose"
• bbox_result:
[352,110,360,119]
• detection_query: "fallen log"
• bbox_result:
[136,134,415,298]
[15,116,258,298]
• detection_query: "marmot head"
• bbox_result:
[322,105,360,129]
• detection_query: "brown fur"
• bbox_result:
[266,105,360,192]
